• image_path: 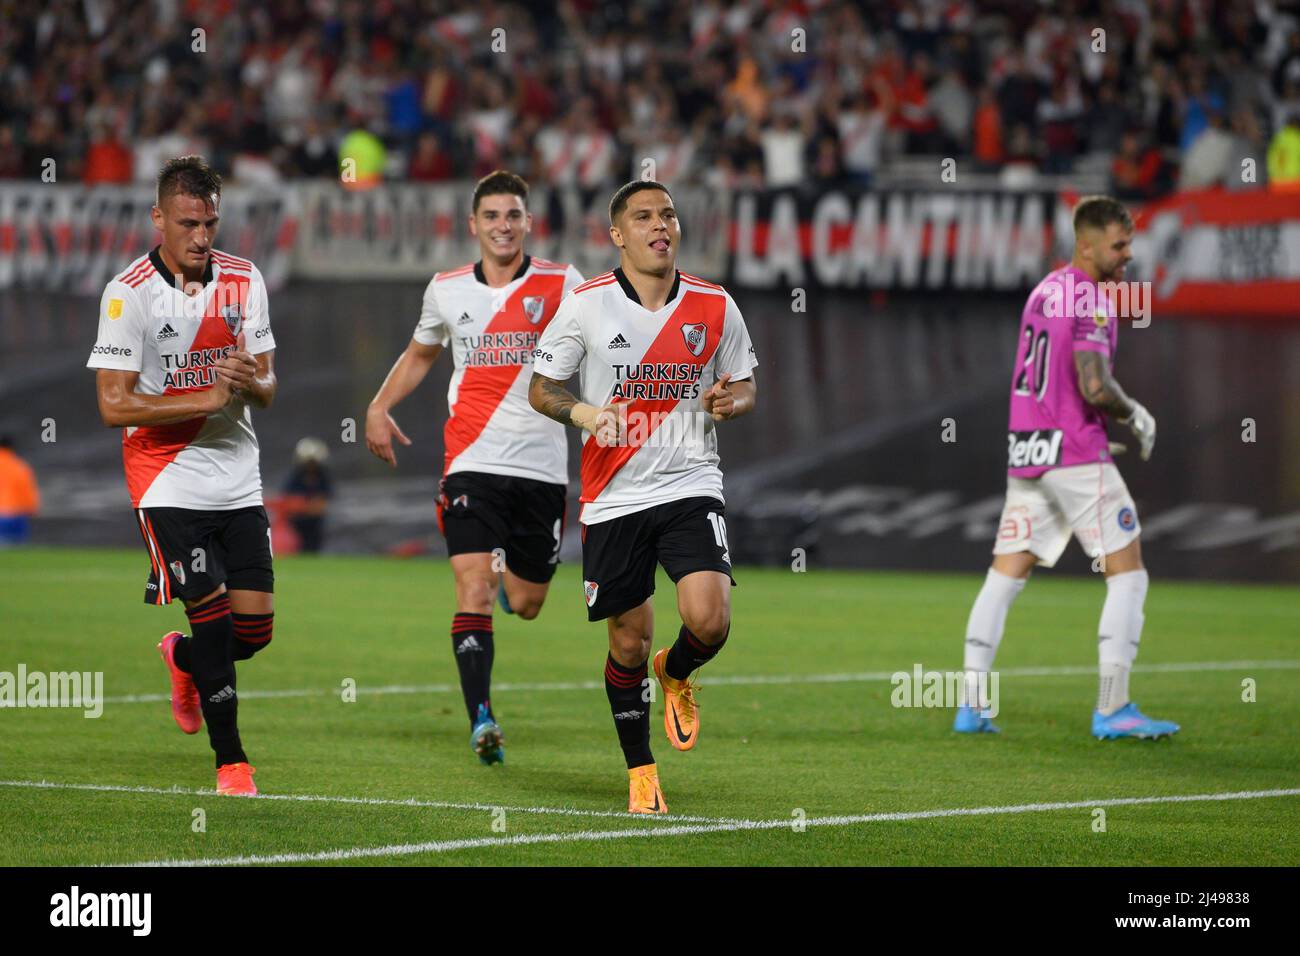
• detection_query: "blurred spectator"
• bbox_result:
[930,68,973,153]
[283,438,333,555]
[760,113,805,188]
[134,106,209,183]
[837,87,888,188]
[1038,79,1084,173]
[1267,113,1300,191]
[1226,109,1267,191]
[339,128,386,190]
[897,52,941,152]
[1180,111,1235,190]
[0,436,39,547]
[0,126,24,178]
[809,133,846,187]
[972,85,1004,170]
[1111,131,1166,200]
[408,132,454,182]
[82,125,132,184]
[1087,84,1131,156]
[288,119,338,179]
[1180,71,1227,153]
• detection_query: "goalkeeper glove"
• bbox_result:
[1119,400,1156,461]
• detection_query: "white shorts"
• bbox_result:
[992,463,1140,568]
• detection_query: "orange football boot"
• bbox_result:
[158,631,202,734]
[628,764,667,814]
[216,762,258,796]
[653,648,699,751]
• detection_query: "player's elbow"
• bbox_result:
[1077,377,1105,407]
[527,374,547,414]
[97,397,125,428]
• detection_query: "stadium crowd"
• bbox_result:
[2,0,1299,196]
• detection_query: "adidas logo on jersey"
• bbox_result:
[156,323,179,341]
[457,311,473,325]
[456,636,483,654]
[608,333,631,350]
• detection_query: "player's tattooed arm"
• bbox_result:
[529,373,629,444]
[1073,351,1133,418]
[529,373,587,428]
[96,369,232,427]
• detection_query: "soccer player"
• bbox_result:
[953,195,1177,740]
[87,156,277,796]
[528,180,758,813]
[365,170,583,764]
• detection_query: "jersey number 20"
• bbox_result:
[1013,325,1050,401]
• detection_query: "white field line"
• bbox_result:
[118,787,1300,867]
[0,779,739,825]
[97,659,1300,705]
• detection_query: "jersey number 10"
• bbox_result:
[1013,325,1050,401]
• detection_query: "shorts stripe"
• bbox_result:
[136,511,166,605]
[1095,463,1105,554]
[144,514,170,604]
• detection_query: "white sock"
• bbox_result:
[1097,569,1149,715]
[962,568,1026,708]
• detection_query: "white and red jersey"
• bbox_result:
[86,247,275,510]
[532,268,758,525]
[414,255,584,484]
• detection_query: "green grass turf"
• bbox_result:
[1,547,1297,866]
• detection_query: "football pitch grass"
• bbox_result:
[2,547,1297,867]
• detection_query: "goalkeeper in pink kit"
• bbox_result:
[954,195,1177,740]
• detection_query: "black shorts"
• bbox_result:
[437,471,567,584]
[135,506,274,605]
[580,496,735,622]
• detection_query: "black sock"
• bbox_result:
[231,612,274,661]
[605,654,652,769]
[185,594,246,768]
[664,624,728,681]
[451,612,494,725]
[172,634,192,673]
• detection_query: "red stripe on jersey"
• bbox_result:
[125,267,155,288]
[530,257,567,271]
[210,250,252,269]
[119,258,151,285]
[679,272,723,291]
[121,272,251,506]
[436,264,475,282]
[572,274,616,295]
[442,272,567,475]
[579,291,726,506]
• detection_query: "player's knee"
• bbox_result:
[684,609,730,645]
[231,612,273,660]
[514,599,543,620]
[457,576,496,614]
[609,627,651,666]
